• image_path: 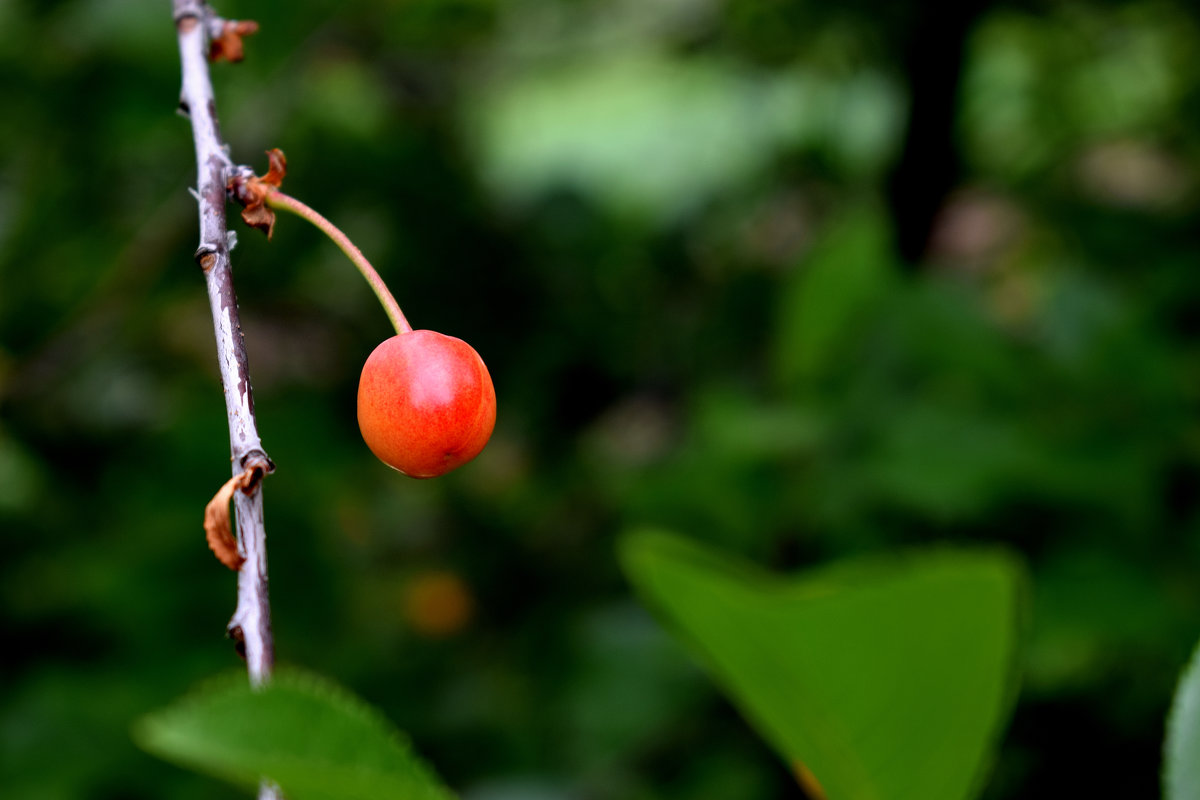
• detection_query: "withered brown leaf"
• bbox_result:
[230,149,287,239]
[203,469,257,571]
[209,20,259,63]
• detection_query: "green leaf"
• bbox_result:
[620,529,1025,800]
[133,668,455,800]
[467,53,828,220]
[773,209,895,391]
[1165,639,1200,800]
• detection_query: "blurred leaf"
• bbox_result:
[468,53,778,218]
[620,529,1025,800]
[467,53,900,220]
[1165,639,1200,800]
[134,668,455,800]
[0,432,44,514]
[696,386,827,462]
[863,402,1036,519]
[961,5,1197,179]
[773,209,895,390]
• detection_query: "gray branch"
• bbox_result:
[174,5,280,799]
[173,0,277,698]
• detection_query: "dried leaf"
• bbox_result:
[203,470,258,571]
[240,204,277,240]
[229,149,287,239]
[209,20,259,63]
[261,148,287,188]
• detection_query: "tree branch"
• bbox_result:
[173,0,276,688]
[175,6,280,799]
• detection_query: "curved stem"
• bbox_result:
[266,189,412,335]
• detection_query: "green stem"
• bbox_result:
[265,190,412,335]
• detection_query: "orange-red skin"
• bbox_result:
[357,331,496,478]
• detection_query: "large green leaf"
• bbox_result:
[133,668,455,800]
[1165,639,1200,800]
[620,529,1025,800]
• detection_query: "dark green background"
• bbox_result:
[3,0,1200,797]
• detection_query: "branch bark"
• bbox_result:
[175,6,280,799]
[173,0,276,694]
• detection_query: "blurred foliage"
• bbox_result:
[3,0,1200,798]
[1166,639,1200,800]
[622,530,1024,800]
[135,668,454,800]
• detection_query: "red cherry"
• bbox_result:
[357,330,496,478]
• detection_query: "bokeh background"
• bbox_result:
[4,0,1200,797]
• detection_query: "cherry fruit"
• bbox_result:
[357,331,496,478]
[233,157,497,477]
